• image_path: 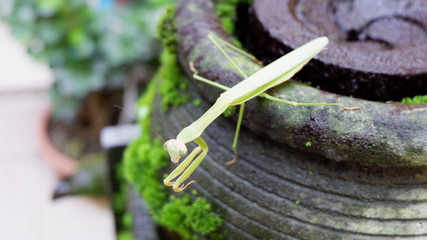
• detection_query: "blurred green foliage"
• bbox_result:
[1,0,172,120]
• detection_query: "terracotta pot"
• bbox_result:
[154,0,427,239]
[38,106,77,178]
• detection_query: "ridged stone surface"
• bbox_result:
[154,90,427,239]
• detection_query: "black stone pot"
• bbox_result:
[154,0,427,239]
[245,0,427,102]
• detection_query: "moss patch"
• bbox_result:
[402,95,427,104]
[115,161,135,240]
[158,50,190,111]
[123,7,222,239]
[123,74,222,239]
[223,106,236,117]
[156,6,190,111]
[215,0,253,34]
[158,6,178,54]
[117,212,134,240]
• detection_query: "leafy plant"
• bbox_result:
[1,0,172,120]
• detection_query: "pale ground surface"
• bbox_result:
[0,23,115,240]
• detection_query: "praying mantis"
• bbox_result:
[163,34,360,192]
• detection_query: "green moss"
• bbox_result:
[124,42,222,240]
[158,6,178,54]
[123,75,223,239]
[117,213,134,240]
[402,95,427,104]
[123,5,226,239]
[158,195,192,238]
[302,81,312,86]
[157,195,223,239]
[183,198,222,235]
[193,99,202,107]
[117,231,133,240]
[156,7,190,111]
[223,106,236,117]
[157,50,190,111]
[215,0,253,34]
[215,0,237,34]
[115,162,135,240]
[124,76,169,220]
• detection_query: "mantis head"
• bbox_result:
[164,139,187,163]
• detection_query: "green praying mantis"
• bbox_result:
[163,34,360,192]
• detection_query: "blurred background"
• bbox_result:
[0,0,172,239]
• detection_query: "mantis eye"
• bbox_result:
[164,139,187,163]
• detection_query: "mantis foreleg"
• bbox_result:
[163,137,208,192]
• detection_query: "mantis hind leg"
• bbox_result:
[227,102,244,165]
[260,93,360,111]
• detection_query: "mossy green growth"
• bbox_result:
[402,95,427,104]
[156,7,190,111]
[123,75,223,239]
[158,6,178,54]
[115,162,135,240]
[157,50,190,111]
[215,0,253,34]
[223,106,236,117]
[193,99,202,107]
[182,197,222,235]
[157,195,222,239]
[124,78,169,217]
[124,15,223,237]
[123,6,223,239]
[117,213,134,240]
